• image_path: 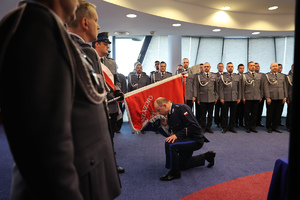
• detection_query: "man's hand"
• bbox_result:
[267,98,272,105]
[220,99,225,105]
[282,98,286,104]
[115,90,124,101]
[165,134,177,143]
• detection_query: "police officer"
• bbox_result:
[175,64,183,74]
[180,58,194,109]
[236,64,245,127]
[264,62,287,133]
[151,61,172,83]
[215,63,224,128]
[219,62,242,133]
[150,60,160,83]
[154,97,215,181]
[242,61,264,133]
[193,62,218,133]
[92,32,125,173]
[255,62,266,127]
[128,64,150,92]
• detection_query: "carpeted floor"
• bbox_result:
[114,122,289,200]
[0,120,289,200]
[181,171,273,200]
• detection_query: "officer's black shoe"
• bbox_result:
[250,128,258,133]
[205,151,216,168]
[221,129,227,133]
[246,129,251,133]
[207,128,214,134]
[267,128,272,133]
[273,128,282,133]
[160,169,181,181]
[117,166,125,174]
[229,128,237,133]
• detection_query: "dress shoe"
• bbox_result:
[160,170,181,181]
[116,130,121,133]
[250,128,258,133]
[273,128,282,133]
[229,128,237,133]
[267,128,272,133]
[141,131,146,134]
[205,151,216,168]
[239,124,245,127]
[246,129,251,133]
[221,129,227,133]
[117,166,125,174]
[207,128,214,134]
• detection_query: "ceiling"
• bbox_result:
[0,0,295,37]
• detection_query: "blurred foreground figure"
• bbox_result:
[0,0,121,199]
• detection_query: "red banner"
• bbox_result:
[124,74,185,132]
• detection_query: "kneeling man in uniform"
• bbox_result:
[154,97,216,181]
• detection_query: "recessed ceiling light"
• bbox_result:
[126,14,137,18]
[213,29,221,32]
[114,31,130,35]
[252,32,260,35]
[268,6,278,11]
[172,23,181,27]
[221,6,231,10]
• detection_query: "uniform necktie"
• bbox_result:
[252,73,255,77]
[230,73,232,78]
[162,73,165,78]
[138,75,140,81]
[100,58,104,64]
[207,73,209,78]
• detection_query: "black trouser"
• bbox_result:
[236,101,244,126]
[195,102,201,123]
[244,100,259,130]
[279,103,284,125]
[221,101,237,130]
[256,97,265,125]
[214,100,222,126]
[165,138,204,171]
[266,99,283,130]
[186,100,193,110]
[109,112,118,140]
[199,102,214,130]
[286,102,292,129]
[116,102,125,132]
